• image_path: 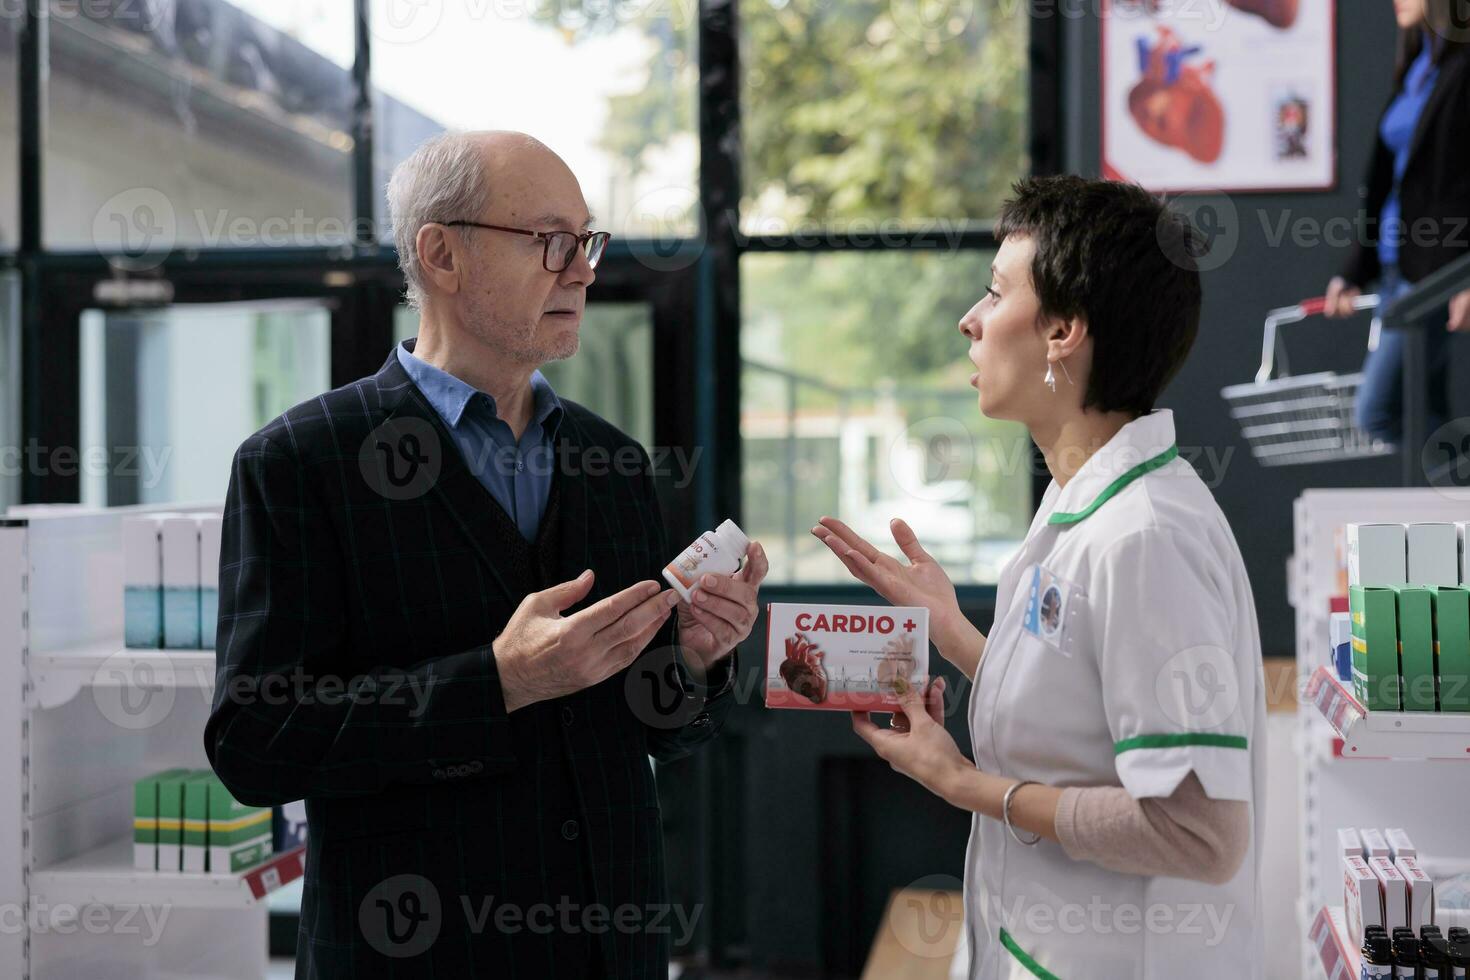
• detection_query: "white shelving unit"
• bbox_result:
[2,504,300,979]
[1291,489,1470,979]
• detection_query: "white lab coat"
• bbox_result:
[961,410,1265,980]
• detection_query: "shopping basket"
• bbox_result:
[1220,294,1393,466]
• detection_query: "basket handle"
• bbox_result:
[1255,293,1380,384]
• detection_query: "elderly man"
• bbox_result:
[205,131,765,978]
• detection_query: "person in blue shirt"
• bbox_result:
[1325,0,1470,448]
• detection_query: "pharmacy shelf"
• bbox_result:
[1305,666,1470,760]
[30,640,214,710]
[1309,906,1359,980]
[30,838,305,914]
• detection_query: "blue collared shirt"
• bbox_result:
[396,341,562,542]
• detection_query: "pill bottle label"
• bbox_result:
[1362,966,1391,980]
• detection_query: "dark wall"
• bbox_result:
[1063,5,1470,657]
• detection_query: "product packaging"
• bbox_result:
[182,772,213,872]
[663,519,749,603]
[1329,612,1353,684]
[123,516,164,649]
[133,767,191,871]
[1348,523,1408,588]
[206,774,272,873]
[199,514,222,650]
[1394,586,1438,712]
[161,515,201,649]
[1371,856,1409,931]
[1397,856,1435,933]
[1346,855,1385,949]
[1385,828,1417,861]
[1409,523,1461,587]
[1429,586,1470,713]
[765,603,928,711]
[1350,587,1402,711]
[273,801,308,854]
[1360,828,1391,859]
[156,770,193,873]
[1339,827,1364,859]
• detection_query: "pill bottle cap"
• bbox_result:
[717,519,750,554]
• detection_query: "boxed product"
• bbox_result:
[123,516,164,649]
[1429,586,1470,713]
[1409,523,1461,586]
[198,514,222,650]
[155,769,193,873]
[1461,522,1469,585]
[1360,828,1391,860]
[273,800,308,853]
[1393,586,1438,712]
[204,773,272,873]
[1370,855,1409,930]
[133,767,191,870]
[765,603,928,711]
[182,772,214,872]
[1397,856,1435,932]
[1348,523,1408,588]
[1385,828,1416,861]
[1350,587,1401,711]
[1339,827,1364,859]
[1329,612,1353,684]
[161,516,201,649]
[1345,855,1384,949]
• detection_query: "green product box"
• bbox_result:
[133,768,191,871]
[1429,586,1470,713]
[205,774,272,873]
[1393,586,1437,712]
[155,770,194,873]
[1350,586,1401,711]
[182,772,214,872]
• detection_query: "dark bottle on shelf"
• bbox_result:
[1445,926,1470,978]
[1422,925,1451,979]
[1362,925,1394,978]
[1392,927,1422,980]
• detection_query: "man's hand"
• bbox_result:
[494,570,680,713]
[676,541,769,679]
[1449,287,1470,332]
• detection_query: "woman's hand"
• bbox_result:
[1324,276,1361,318]
[1449,288,1470,332]
[851,678,970,802]
[811,516,982,674]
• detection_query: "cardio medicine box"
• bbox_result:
[765,603,928,711]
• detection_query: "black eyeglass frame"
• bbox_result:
[441,220,611,272]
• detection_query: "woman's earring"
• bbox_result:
[1044,361,1057,393]
[1059,359,1075,387]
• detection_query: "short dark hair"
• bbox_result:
[995,175,1202,418]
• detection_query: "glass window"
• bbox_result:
[394,302,653,449]
[740,0,1028,235]
[371,1,698,242]
[45,0,355,249]
[741,250,1031,585]
[0,15,16,249]
[79,301,332,506]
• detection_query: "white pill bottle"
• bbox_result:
[662,519,750,602]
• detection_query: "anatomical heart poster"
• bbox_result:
[1101,0,1335,192]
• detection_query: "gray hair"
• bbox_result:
[386,131,492,312]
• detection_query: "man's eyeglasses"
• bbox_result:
[442,221,610,272]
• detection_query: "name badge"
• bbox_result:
[1020,564,1083,657]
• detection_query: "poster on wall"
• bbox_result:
[1101,0,1336,192]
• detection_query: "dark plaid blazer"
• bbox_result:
[204,344,734,979]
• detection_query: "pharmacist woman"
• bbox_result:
[812,176,1265,979]
[1323,0,1470,444]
